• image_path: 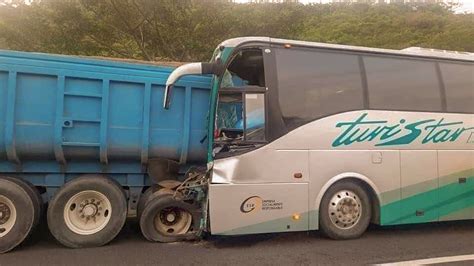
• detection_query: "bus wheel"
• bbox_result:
[0,177,35,253]
[47,175,127,248]
[140,194,198,243]
[319,180,371,240]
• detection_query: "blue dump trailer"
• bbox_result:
[0,50,211,252]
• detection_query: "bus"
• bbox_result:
[153,37,473,241]
[2,37,472,253]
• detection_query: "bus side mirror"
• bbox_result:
[164,61,223,109]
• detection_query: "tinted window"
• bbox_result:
[365,57,442,111]
[245,94,266,141]
[440,63,474,113]
[276,48,364,130]
[223,49,265,88]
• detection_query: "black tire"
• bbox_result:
[137,186,155,221]
[137,186,177,222]
[0,176,43,229]
[0,178,35,254]
[47,175,127,248]
[319,180,371,240]
[140,194,199,243]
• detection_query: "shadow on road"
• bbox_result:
[19,216,474,249]
[3,216,473,266]
[207,219,474,248]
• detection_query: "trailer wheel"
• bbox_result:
[1,176,43,229]
[140,194,198,243]
[137,186,177,222]
[47,175,127,248]
[319,180,371,240]
[0,177,35,253]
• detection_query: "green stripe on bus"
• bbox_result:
[381,171,474,225]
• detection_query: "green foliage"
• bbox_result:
[0,1,472,61]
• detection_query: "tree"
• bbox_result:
[0,1,472,61]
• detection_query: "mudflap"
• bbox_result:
[147,158,180,183]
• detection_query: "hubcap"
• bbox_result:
[0,195,16,237]
[63,190,112,235]
[328,190,362,230]
[166,213,176,223]
[154,207,192,235]
[0,203,10,224]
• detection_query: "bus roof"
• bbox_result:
[219,37,474,62]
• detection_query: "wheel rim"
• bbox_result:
[328,190,362,230]
[154,207,192,236]
[63,190,112,235]
[0,195,17,238]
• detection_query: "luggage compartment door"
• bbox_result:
[399,150,439,224]
[209,183,309,235]
[438,151,474,221]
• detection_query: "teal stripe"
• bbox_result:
[381,173,474,225]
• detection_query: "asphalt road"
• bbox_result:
[1,219,473,265]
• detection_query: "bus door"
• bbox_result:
[208,46,309,235]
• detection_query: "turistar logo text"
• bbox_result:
[332,113,474,147]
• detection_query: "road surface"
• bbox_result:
[1,219,473,265]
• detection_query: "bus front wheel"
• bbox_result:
[319,180,371,240]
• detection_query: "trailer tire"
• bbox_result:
[319,180,371,240]
[1,176,43,230]
[137,186,155,222]
[138,186,177,222]
[140,194,199,243]
[47,175,127,248]
[0,178,36,254]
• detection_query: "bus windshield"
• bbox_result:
[214,48,267,149]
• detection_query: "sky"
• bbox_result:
[235,0,474,13]
[451,0,474,12]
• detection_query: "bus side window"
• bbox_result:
[440,63,474,113]
[365,57,442,112]
[245,93,266,141]
[225,49,266,88]
[275,48,364,131]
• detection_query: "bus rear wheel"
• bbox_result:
[47,175,127,248]
[319,180,371,240]
[0,177,36,253]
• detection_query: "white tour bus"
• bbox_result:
[139,37,473,242]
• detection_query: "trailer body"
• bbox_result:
[0,50,211,194]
